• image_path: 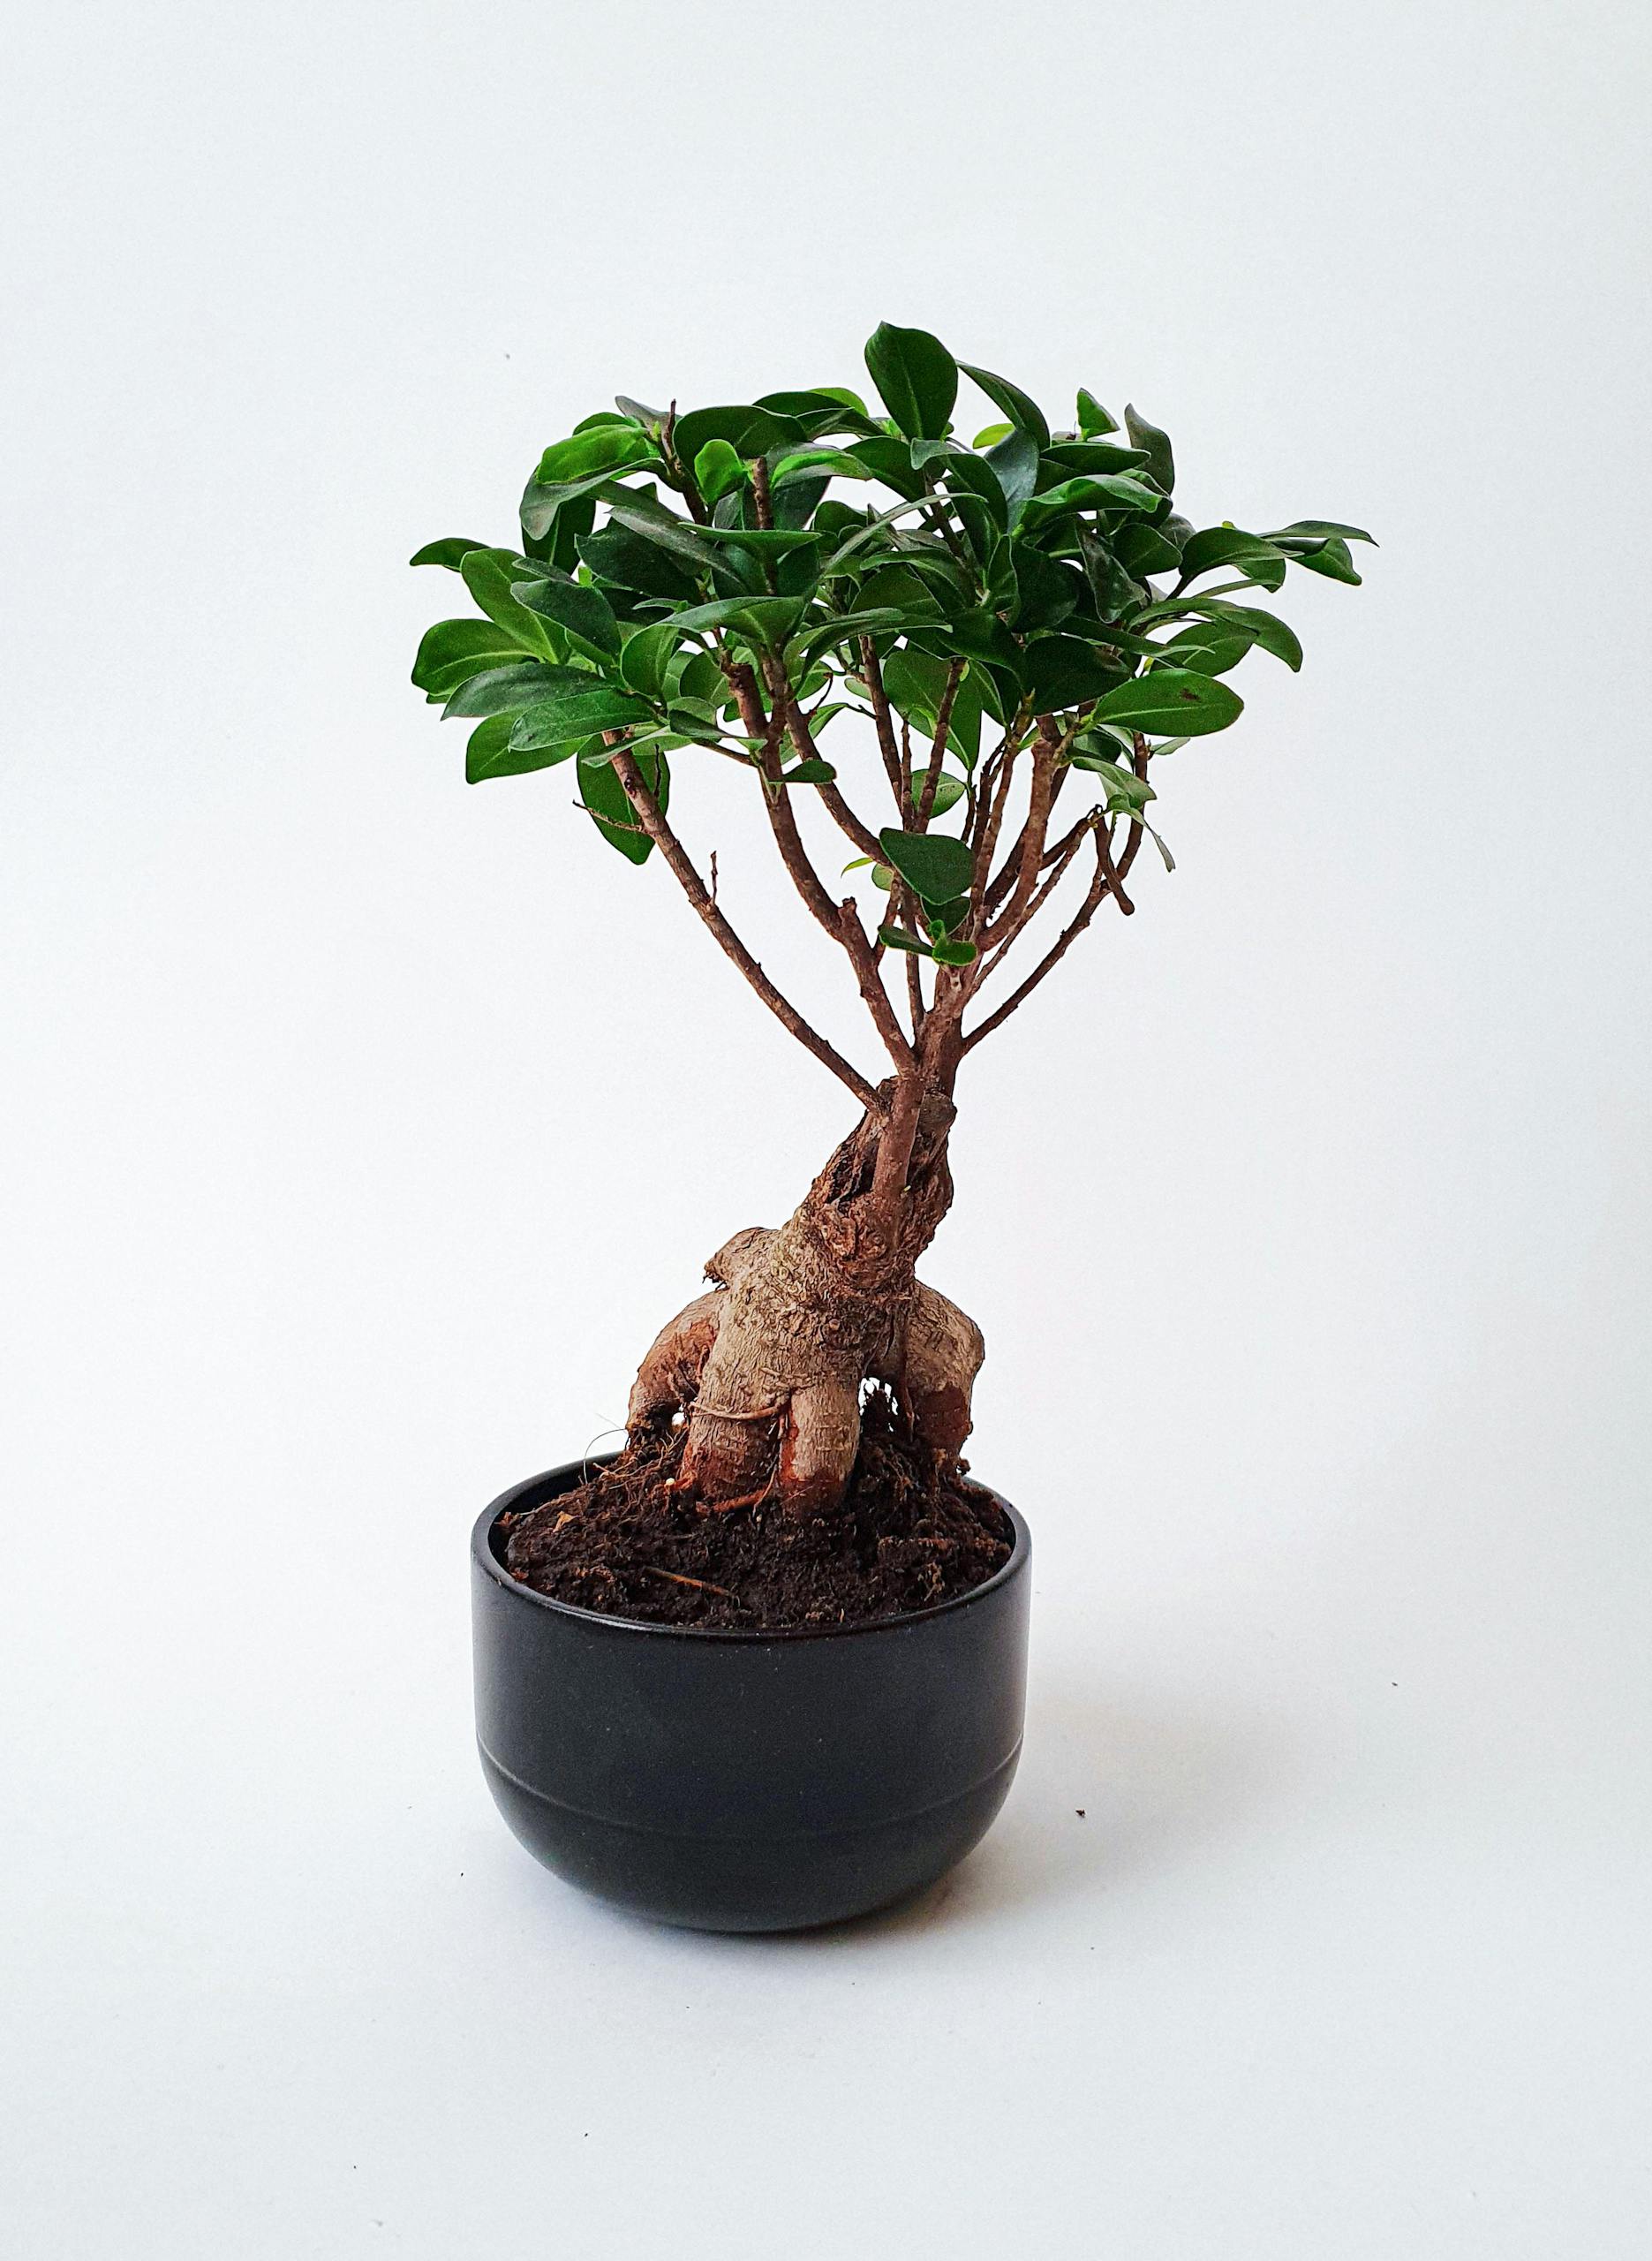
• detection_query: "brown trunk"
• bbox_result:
[627,1064,984,1515]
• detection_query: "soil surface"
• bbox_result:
[500,1392,1013,1630]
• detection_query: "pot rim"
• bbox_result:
[472,1454,1030,1645]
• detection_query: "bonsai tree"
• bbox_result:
[412,323,1369,1518]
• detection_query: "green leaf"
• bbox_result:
[880,648,991,762]
[536,424,657,486]
[603,495,726,576]
[756,389,880,435]
[1076,389,1118,437]
[1015,473,1162,532]
[878,827,975,905]
[673,651,725,706]
[1092,669,1243,737]
[686,521,822,555]
[441,661,589,720]
[577,521,698,602]
[1157,626,1253,677]
[864,322,958,441]
[669,594,806,646]
[520,464,659,542]
[939,450,1008,534]
[1177,526,1288,582]
[1122,405,1174,494]
[513,571,622,658]
[927,773,968,816]
[853,563,946,622]
[779,758,836,785]
[671,405,803,468]
[410,537,491,571]
[1067,753,1157,817]
[878,924,932,957]
[509,685,656,750]
[1008,547,1084,632]
[1045,442,1149,477]
[843,435,926,501]
[693,438,746,505]
[664,699,726,743]
[412,618,527,696]
[1113,521,1184,578]
[932,936,977,966]
[1289,535,1362,585]
[1025,635,1127,714]
[619,621,685,698]
[615,395,669,437]
[922,893,973,937]
[909,607,1022,669]
[1135,597,1304,671]
[579,749,667,866]
[804,384,873,417]
[985,427,1040,508]
[786,607,910,673]
[958,360,1051,451]
[465,711,581,783]
[1265,518,1377,547]
[770,446,875,486]
[460,549,563,660]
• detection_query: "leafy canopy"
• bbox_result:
[411,321,1369,970]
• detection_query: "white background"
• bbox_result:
[4,3,1649,2254]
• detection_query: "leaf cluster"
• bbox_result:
[411,321,1369,964]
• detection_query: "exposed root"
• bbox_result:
[622,1085,984,1516]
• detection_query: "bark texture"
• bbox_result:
[627,1085,984,1514]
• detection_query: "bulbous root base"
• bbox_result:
[628,1222,984,1516]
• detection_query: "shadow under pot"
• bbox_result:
[471,1456,1032,1932]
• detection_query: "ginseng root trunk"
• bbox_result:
[626,1084,984,1514]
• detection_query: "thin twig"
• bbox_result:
[977,814,1096,968]
[969,728,1021,926]
[816,778,884,863]
[980,721,1059,947]
[731,656,916,1069]
[609,745,878,1108]
[962,831,1127,1052]
[640,1566,743,1603]
[914,659,964,828]
[859,639,907,806]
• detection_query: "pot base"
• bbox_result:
[479,1737,1022,1932]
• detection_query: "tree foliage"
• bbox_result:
[411,322,1369,1087]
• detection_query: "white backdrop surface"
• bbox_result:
[4,3,1649,2255]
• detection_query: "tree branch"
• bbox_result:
[728,654,915,1070]
[608,745,879,1108]
[967,732,1152,1017]
[858,639,907,807]
[914,660,964,828]
[775,678,885,863]
[919,472,977,579]
[977,811,1096,966]
[984,753,1072,916]
[962,829,1130,1053]
[980,719,1059,946]
[969,726,1022,925]
[817,778,885,862]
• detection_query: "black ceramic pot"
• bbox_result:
[471,1457,1031,1932]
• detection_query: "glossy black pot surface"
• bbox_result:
[471,1457,1031,1932]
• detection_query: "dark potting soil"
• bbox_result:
[500,1393,1013,1631]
